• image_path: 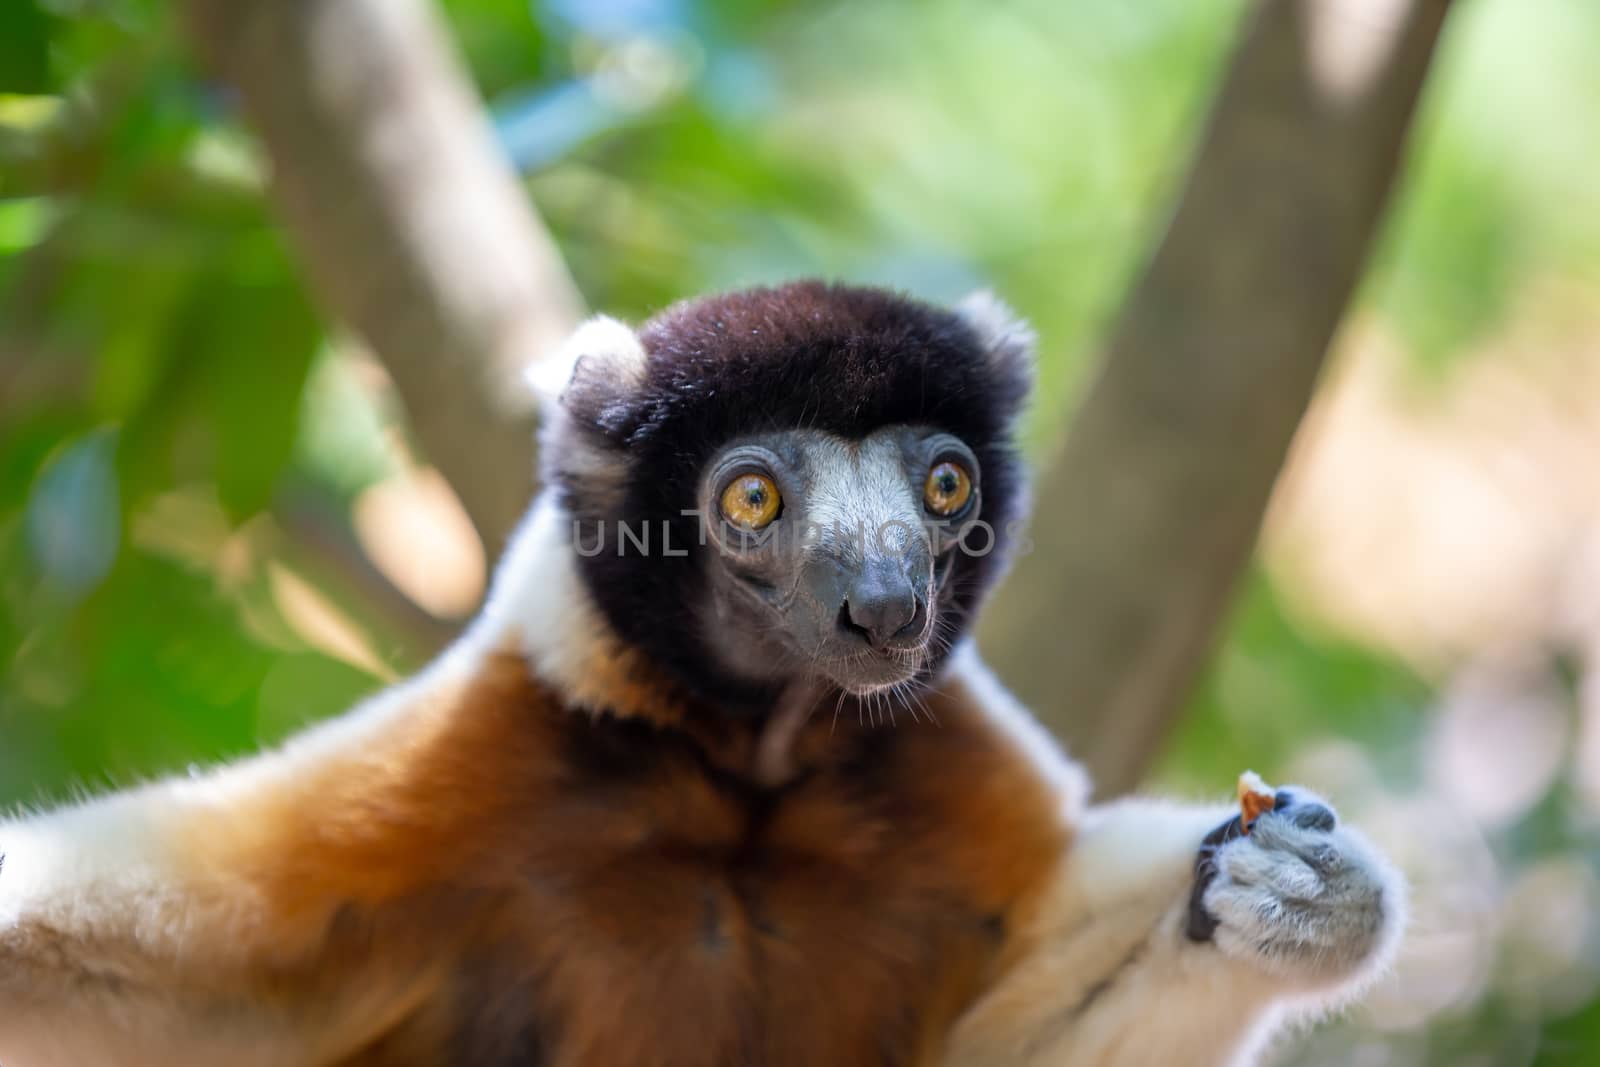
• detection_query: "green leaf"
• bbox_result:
[254,651,382,746]
[203,272,322,521]
[1536,997,1600,1067]
[90,259,193,419]
[0,411,93,513]
[0,3,55,95]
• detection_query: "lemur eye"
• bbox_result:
[720,473,781,530]
[923,461,972,517]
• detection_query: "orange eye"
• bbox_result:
[923,461,972,517]
[720,473,781,530]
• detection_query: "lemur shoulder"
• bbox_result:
[0,282,1404,1066]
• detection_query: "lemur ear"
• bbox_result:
[525,315,648,429]
[954,290,1036,394]
[534,315,648,504]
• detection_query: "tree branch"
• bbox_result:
[980,0,1456,795]
[181,0,585,556]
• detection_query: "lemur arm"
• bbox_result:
[0,782,320,1065]
[0,667,473,1067]
[942,793,1405,1067]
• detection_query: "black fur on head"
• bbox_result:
[543,280,1034,714]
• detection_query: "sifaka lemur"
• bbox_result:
[0,282,1404,1066]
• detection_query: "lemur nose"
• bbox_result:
[839,562,924,649]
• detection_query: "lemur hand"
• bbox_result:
[1185,789,1402,989]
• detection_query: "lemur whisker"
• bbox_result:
[895,678,922,722]
[892,682,917,725]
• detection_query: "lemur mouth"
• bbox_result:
[813,613,935,695]
[821,657,923,697]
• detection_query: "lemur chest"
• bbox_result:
[432,708,1068,1067]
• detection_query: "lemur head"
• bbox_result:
[543,281,1033,714]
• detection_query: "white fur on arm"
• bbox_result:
[942,794,1405,1067]
[0,781,290,1066]
[0,780,218,969]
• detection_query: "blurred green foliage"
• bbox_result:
[2,0,1600,1063]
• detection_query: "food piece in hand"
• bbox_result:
[1236,770,1276,833]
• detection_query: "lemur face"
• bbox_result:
[544,281,1034,713]
[696,426,985,694]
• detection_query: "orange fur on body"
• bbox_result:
[170,646,1068,1066]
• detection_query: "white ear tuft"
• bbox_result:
[954,290,1037,375]
[523,315,647,410]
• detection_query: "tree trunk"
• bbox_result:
[980,0,1456,796]
[182,0,585,557]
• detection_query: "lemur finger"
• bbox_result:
[1288,802,1338,833]
[1205,880,1363,967]
[1203,882,1290,958]
[1219,841,1325,901]
[1206,840,1397,982]
[1272,788,1339,832]
[1249,809,1345,875]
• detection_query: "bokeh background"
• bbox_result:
[3,1,1599,1063]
